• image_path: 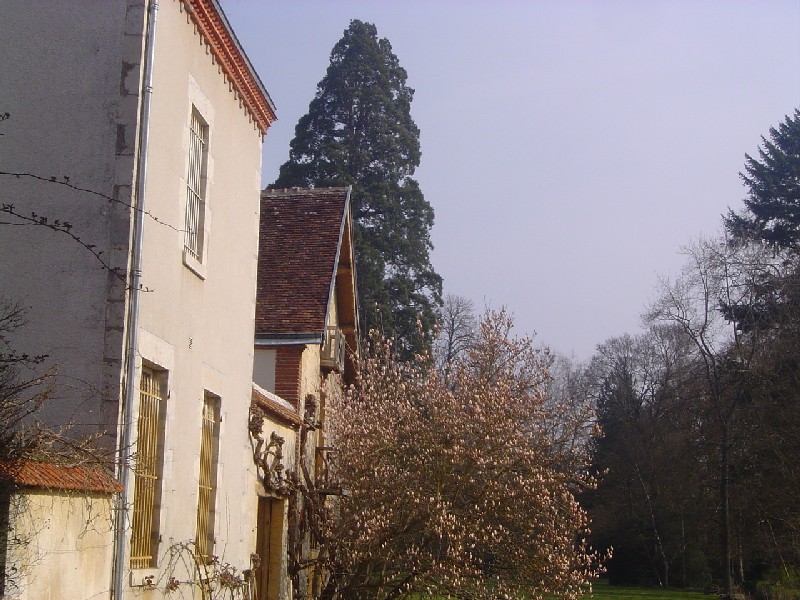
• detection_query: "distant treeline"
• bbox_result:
[581,109,800,599]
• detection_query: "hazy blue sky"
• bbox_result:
[221,0,800,360]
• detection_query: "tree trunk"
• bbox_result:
[721,427,733,599]
[318,571,338,600]
[681,514,687,587]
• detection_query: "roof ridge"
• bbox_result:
[262,187,350,197]
[0,459,122,494]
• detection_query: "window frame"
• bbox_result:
[183,107,209,278]
[130,366,167,570]
[195,392,221,563]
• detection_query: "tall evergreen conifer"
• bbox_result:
[271,20,442,357]
[726,109,800,249]
[722,109,800,331]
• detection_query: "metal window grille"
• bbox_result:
[195,394,219,563]
[185,111,207,260]
[130,368,164,569]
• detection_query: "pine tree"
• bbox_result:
[725,109,800,249]
[271,20,442,357]
[721,109,800,331]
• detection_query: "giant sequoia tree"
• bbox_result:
[271,20,442,356]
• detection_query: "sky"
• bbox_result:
[221,0,800,360]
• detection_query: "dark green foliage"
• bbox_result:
[726,109,800,249]
[722,110,800,333]
[271,20,442,357]
[733,278,800,569]
[588,110,800,596]
[586,329,714,589]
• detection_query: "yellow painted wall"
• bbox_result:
[5,491,116,600]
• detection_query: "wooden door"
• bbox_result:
[256,497,274,600]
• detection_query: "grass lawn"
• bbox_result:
[408,580,709,600]
[587,580,708,600]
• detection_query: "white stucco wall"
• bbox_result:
[121,1,266,595]
[4,491,116,600]
[1,3,272,595]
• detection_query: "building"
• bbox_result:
[0,1,276,598]
[250,187,359,599]
[0,462,123,598]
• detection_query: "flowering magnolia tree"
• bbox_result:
[315,309,602,600]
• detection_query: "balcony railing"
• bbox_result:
[320,326,345,372]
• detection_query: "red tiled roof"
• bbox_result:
[256,188,350,337]
[0,460,122,494]
[252,386,304,428]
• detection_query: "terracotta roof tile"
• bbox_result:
[0,460,122,494]
[256,187,350,337]
[252,386,304,428]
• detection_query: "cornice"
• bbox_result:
[181,0,276,136]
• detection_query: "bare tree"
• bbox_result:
[0,300,51,465]
[585,324,704,588]
[542,354,597,475]
[0,298,115,595]
[434,294,476,387]
[646,235,785,598]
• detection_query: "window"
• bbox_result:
[195,393,220,563]
[185,109,208,262]
[130,368,166,569]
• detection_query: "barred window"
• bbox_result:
[130,368,166,569]
[185,109,208,261]
[195,393,220,563]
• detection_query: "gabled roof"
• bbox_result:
[0,460,122,494]
[255,187,354,340]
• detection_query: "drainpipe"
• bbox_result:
[112,1,158,598]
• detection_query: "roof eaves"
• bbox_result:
[255,333,323,346]
[183,0,277,134]
[0,460,123,494]
[261,186,351,198]
[209,0,276,115]
[323,186,353,337]
[252,386,303,428]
